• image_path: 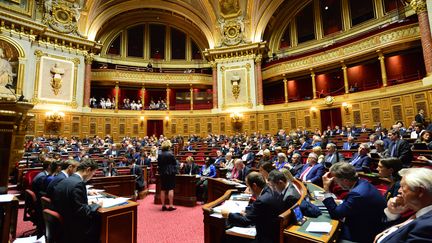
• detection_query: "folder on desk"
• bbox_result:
[306,222,332,233]
[226,226,256,237]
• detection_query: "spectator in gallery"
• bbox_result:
[89,97,97,108]
[105,98,112,109]
[131,100,137,110]
[123,98,131,109]
[136,100,143,110]
[100,98,106,109]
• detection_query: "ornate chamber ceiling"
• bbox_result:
[78,0,291,48]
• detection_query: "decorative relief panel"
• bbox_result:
[353,111,361,125]
[290,117,296,129]
[304,116,311,128]
[264,120,269,131]
[392,105,403,121]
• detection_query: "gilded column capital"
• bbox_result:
[255,54,262,64]
[34,50,44,58]
[210,61,217,69]
[409,0,427,13]
[84,53,94,65]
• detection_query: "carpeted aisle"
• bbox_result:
[15,194,204,243]
[136,194,204,243]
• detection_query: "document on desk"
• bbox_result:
[226,226,256,237]
[0,194,14,202]
[99,197,130,208]
[306,222,332,233]
[212,200,249,214]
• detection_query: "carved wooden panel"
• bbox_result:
[171,123,176,134]
[371,100,379,107]
[264,120,269,131]
[392,105,403,121]
[183,124,188,133]
[372,108,380,123]
[207,123,212,133]
[220,122,225,133]
[133,124,138,134]
[90,123,96,134]
[105,124,111,135]
[352,104,360,109]
[290,117,297,129]
[304,116,311,128]
[119,124,125,134]
[277,118,283,129]
[195,123,200,133]
[353,110,361,125]
[250,120,256,131]
[416,102,427,114]
[72,123,80,134]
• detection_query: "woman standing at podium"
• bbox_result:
[158,140,177,211]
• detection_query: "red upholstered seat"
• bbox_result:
[43,209,64,243]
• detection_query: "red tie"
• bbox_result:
[300,166,312,181]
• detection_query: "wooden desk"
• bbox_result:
[284,183,340,243]
[98,198,138,243]
[154,174,198,207]
[89,175,136,198]
[207,178,246,202]
[0,197,18,243]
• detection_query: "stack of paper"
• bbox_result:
[0,194,14,202]
[212,200,249,214]
[99,197,129,208]
[306,222,332,233]
[226,226,256,237]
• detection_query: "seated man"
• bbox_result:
[375,167,432,242]
[349,143,372,172]
[182,156,200,175]
[46,159,79,197]
[222,172,284,243]
[295,152,325,185]
[342,136,358,150]
[324,143,345,168]
[52,158,102,243]
[268,170,300,211]
[322,162,386,243]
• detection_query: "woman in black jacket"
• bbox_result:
[157,140,177,211]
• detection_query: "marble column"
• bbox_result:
[211,62,218,109]
[341,63,349,93]
[255,55,263,105]
[190,86,194,110]
[377,51,388,87]
[283,77,288,103]
[83,54,94,107]
[411,0,432,75]
[311,70,317,99]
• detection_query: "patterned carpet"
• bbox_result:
[15,193,204,243]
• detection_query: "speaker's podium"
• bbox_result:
[97,195,139,243]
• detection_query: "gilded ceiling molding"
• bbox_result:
[204,42,266,63]
[408,0,427,13]
[262,24,421,79]
[251,0,285,42]
[85,0,215,48]
[91,70,212,85]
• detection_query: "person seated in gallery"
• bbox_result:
[321,163,386,243]
[89,97,97,108]
[136,100,143,110]
[103,160,118,177]
[123,98,131,109]
[181,156,200,175]
[221,172,284,243]
[342,136,358,150]
[196,157,216,202]
[130,100,137,110]
[100,97,106,109]
[149,99,157,110]
[268,170,301,211]
[105,97,112,109]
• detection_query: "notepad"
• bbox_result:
[306,222,332,233]
[99,197,129,208]
[0,194,14,202]
[226,226,256,237]
[212,200,249,214]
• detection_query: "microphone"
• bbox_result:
[5,83,25,101]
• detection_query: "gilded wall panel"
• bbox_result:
[353,111,361,125]
[403,95,413,107]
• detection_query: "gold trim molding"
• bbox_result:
[262,24,421,79]
[91,70,212,85]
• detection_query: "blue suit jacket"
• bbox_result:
[295,163,325,184]
[46,172,67,197]
[342,142,358,150]
[323,179,386,243]
[228,186,283,242]
[380,210,432,242]
[300,142,311,150]
[349,153,372,171]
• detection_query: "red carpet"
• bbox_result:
[15,194,204,243]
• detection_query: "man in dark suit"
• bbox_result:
[52,158,101,243]
[299,137,311,150]
[322,162,386,243]
[375,167,432,242]
[46,159,79,197]
[213,150,226,167]
[342,136,358,150]
[233,159,250,182]
[183,156,200,175]
[324,143,345,168]
[130,159,144,192]
[349,143,372,171]
[222,172,284,243]
[32,160,52,199]
[288,153,304,176]
[241,146,255,168]
[295,152,325,185]
[268,170,300,211]
[388,129,413,167]
[415,109,426,125]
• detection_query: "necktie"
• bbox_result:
[374,214,416,243]
[391,142,397,157]
[300,166,312,181]
[350,155,361,166]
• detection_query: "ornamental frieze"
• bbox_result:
[91,70,212,84]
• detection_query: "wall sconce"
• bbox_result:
[230,112,243,123]
[165,116,170,127]
[45,110,65,121]
[45,110,65,134]
[140,116,145,127]
[342,102,350,114]
[310,107,318,118]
